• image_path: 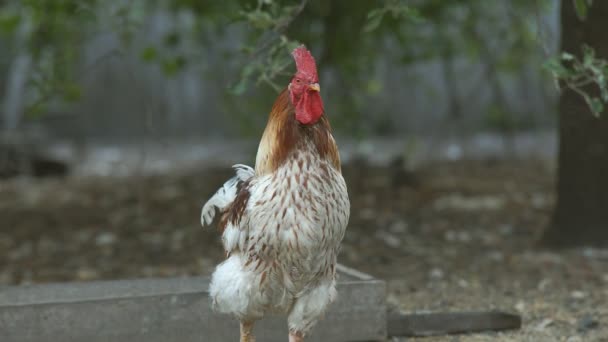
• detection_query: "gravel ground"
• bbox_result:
[0,158,606,341]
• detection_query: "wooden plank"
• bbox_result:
[387,311,522,337]
[0,267,386,342]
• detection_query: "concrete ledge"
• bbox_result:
[0,265,386,342]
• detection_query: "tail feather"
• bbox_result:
[201,164,254,227]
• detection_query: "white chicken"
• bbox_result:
[201,45,349,342]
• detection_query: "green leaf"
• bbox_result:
[244,10,274,30]
[241,63,257,79]
[163,32,180,47]
[561,52,575,61]
[26,102,48,118]
[366,79,382,95]
[140,46,158,62]
[600,87,608,102]
[574,0,588,20]
[582,45,595,67]
[161,56,186,76]
[62,82,82,102]
[589,97,604,116]
[231,78,248,95]
[0,12,20,35]
[282,37,301,53]
[597,71,606,87]
[392,6,423,22]
[363,9,385,32]
[543,58,570,77]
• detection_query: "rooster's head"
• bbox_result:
[289,45,324,125]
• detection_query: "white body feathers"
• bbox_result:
[201,146,349,335]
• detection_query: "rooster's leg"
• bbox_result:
[240,320,255,342]
[288,331,304,342]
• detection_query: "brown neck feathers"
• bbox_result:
[255,89,340,175]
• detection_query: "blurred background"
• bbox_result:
[1,1,607,340]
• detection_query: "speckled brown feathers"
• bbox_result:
[218,179,251,233]
[255,89,340,176]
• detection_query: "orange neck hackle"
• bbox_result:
[255,90,340,175]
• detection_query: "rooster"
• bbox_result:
[200,45,350,342]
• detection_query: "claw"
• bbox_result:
[240,321,256,342]
[289,332,304,342]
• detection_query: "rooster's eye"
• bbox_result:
[295,79,301,84]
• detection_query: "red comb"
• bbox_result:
[292,45,318,81]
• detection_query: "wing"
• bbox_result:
[200,164,254,227]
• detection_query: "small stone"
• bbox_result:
[457,279,469,288]
[434,194,505,211]
[581,248,608,259]
[457,231,471,242]
[531,193,548,208]
[582,248,594,258]
[538,278,551,291]
[498,224,514,235]
[95,232,116,246]
[566,337,583,342]
[488,251,504,262]
[535,251,563,264]
[534,318,553,331]
[481,233,498,245]
[514,300,526,312]
[389,220,408,233]
[444,230,456,242]
[76,268,99,280]
[577,315,599,333]
[386,293,401,307]
[444,230,471,243]
[429,268,444,280]
[375,231,401,248]
[571,290,587,299]
[445,144,463,160]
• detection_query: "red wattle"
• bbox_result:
[295,91,324,125]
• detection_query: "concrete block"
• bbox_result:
[0,265,386,342]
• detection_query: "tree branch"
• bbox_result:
[251,0,309,59]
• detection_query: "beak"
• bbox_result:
[308,83,320,92]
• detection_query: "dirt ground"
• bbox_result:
[1,158,607,341]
